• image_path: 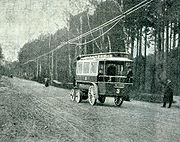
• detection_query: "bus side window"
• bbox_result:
[90,62,98,74]
[98,63,104,75]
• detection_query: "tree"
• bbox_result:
[0,44,3,60]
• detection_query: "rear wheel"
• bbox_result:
[98,96,106,103]
[114,96,123,106]
[88,86,97,105]
[75,89,82,103]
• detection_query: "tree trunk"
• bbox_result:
[165,20,169,79]
[131,29,135,59]
[169,22,173,51]
[55,52,58,80]
[139,28,143,91]
[143,27,147,91]
[178,18,180,48]
[157,25,162,60]
[151,33,157,93]
[172,21,177,49]
[161,26,165,59]
[136,30,139,57]
[134,29,139,90]
[139,28,142,56]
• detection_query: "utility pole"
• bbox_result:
[36,59,39,80]
[51,51,54,82]
[55,52,58,80]
[39,59,42,78]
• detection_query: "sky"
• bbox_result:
[0,0,89,62]
[0,0,156,62]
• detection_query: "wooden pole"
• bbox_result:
[36,59,38,79]
[51,51,54,82]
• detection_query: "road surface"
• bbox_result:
[0,76,180,142]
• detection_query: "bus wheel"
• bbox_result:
[75,89,82,103]
[98,96,106,103]
[88,86,97,105]
[70,89,75,101]
[114,97,123,106]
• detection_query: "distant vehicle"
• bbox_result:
[70,52,133,106]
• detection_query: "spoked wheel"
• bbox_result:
[98,96,106,103]
[75,89,82,103]
[70,89,75,101]
[88,86,97,106]
[114,96,124,106]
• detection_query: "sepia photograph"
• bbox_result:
[0,0,180,141]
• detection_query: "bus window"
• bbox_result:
[90,62,98,74]
[83,62,90,74]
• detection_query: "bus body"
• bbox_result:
[70,52,133,106]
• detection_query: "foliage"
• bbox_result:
[0,44,3,60]
[16,0,180,96]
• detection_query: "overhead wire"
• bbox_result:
[70,20,120,46]
[69,0,152,45]
[22,0,153,65]
[67,0,152,44]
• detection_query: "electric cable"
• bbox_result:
[22,0,153,65]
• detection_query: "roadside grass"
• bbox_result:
[130,92,163,103]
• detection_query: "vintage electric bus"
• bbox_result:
[70,52,133,106]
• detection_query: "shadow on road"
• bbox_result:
[80,100,128,109]
[172,105,180,109]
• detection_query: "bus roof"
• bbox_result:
[77,52,133,62]
[78,52,129,59]
[78,57,133,62]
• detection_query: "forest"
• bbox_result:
[7,0,180,96]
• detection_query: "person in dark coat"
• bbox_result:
[162,79,173,108]
[44,78,50,87]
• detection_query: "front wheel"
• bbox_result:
[114,96,124,106]
[70,89,75,101]
[88,86,97,105]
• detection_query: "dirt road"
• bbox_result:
[0,76,180,142]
